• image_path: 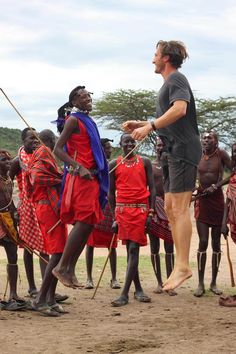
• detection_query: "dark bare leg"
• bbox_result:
[111,241,140,306]
[194,220,209,297]
[39,253,49,279]
[149,233,163,293]
[23,249,37,294]
[86,245,94,283]
[35,253,62,305]
[109,248,119,283]
[210,226,222,295]
[164,241,177,296]
[53,221,93,288]
[4,241,20,300]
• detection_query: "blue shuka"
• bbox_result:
[70,111,109,209]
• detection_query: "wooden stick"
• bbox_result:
[47,219,61,234]
[91,233,117,300]
[191,175,231,202]
[0,88,62,172]
[226,236,235,287]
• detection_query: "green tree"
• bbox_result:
[0,127,22,156]
[94,90,236,152]
[196,97,236,147]
[93,89,157,154]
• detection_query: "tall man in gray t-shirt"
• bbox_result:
[123,40,202,291]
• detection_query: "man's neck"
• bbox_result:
[162,65,177,81]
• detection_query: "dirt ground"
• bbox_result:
[1,207,236,354]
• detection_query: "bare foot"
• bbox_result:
[194,285,205,297]
[153,284,163,294]
[162,268,176,287]
[52,268,76,289]
[71,274,84,288]
[162,268,192,291]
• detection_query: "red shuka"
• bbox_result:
[60,120,102,225]
[115,155,150,246]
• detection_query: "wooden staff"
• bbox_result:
[91,233,117,300]
[225,236,235,287]
[0,88,62,172]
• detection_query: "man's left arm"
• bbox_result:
[221,149,232,171]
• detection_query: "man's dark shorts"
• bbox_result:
[161,153,197,193]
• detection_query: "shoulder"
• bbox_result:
[168,71,189,86]
[140,156,152,167]
[218,148,230,160]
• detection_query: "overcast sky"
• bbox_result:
[0,0,235,143]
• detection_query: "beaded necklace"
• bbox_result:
[121,155,139,168]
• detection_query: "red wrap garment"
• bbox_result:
[16,147,45,252]
[149,196,173,244]
[60,119,102,225]
[115,155,150,246]
[194,188,224,226]
[27,145,68,255]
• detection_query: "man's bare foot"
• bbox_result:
[52,268,76,289]
[194,285,205,297]
[162,268,192,291]
[162,268,176,287]
[71,274,84,288]
[210,284,222,295]
[153,284,163,294]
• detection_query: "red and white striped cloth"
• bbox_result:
[149,196,173,244]
[17,147,45,252]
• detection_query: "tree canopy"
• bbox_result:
[93,89,236,152]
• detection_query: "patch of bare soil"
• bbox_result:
[1,208,236,354]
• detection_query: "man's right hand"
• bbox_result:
[111,220,118,234]
[221,223,229,239]
[122,120,140,133]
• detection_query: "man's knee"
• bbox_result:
[198,240,208,252]
[128,241,139,256]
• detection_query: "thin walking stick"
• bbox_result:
[91,233,117,300]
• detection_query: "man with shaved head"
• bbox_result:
[194,131,231,297]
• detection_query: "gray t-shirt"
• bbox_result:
[156,71,202,166]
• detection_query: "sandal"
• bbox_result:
[28,289,38,298]
[111,295,129,307]
[54,294,69,303]
[4,299,28,311]
[0,301,7,310]
[85,280,94,289]
[29,300,60,317]
[134,292,151,303]
[50,303,69,314]
[110,280,121,289]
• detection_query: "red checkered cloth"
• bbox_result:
[17,147,45,252]
[94,203,113,232]
[149,196,173,244]
[26,145,62,216]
